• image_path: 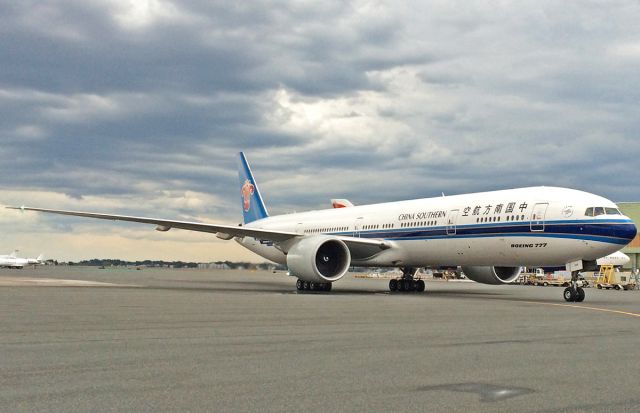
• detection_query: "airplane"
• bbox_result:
[541,250,631,272]
[596,251,631,267]
[7,152,637,302]
[0,252,45,269]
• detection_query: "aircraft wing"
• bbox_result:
[7,206,298,242]
[6,206,393,254]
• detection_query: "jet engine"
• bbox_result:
[461,266,522,285]
[287,236,351,283]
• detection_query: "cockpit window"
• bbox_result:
[585,207,621,217]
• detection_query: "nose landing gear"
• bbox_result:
[563,270,585,302]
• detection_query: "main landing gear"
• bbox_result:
[563,270,585,302]
[296,279,332,292]
[389,267,425,293]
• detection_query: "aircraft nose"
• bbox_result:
[616,219,637,243]
[630,221,638,241]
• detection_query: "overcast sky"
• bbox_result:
[1,0,639,262]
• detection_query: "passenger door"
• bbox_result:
[446,209,459,235]
[530,203,548,232]
[354,217,364,237]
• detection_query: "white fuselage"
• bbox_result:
[237,187,637,268]
[596,251,631,267]
[0,257,30,268]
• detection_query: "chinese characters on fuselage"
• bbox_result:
[462,202,528,217]
[398,202,529,222]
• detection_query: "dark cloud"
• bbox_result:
[1,0,640,241]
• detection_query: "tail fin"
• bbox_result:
[238,152,269,224]
[36,254,44,262]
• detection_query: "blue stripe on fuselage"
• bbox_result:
[329,219,636,246]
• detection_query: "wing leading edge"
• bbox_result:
[7,206,298,242]
[7,206,392,254]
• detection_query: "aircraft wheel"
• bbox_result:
[296,279,304,291]
[576,287,585,302]
[389,279,397,292]
[398,280,409,292]
[324,283,332,292]
[416,280,425,292]
[563,287,576,302]
[303,281,310,290]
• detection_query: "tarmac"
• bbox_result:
[1,266,639,413]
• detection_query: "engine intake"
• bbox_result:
[287,236,351,283]
[461,266,522,285]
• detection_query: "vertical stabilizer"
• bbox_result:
[238,152,269,224]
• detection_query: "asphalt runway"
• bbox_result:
[1,267,639,413]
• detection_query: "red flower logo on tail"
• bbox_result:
[241,179,255,212]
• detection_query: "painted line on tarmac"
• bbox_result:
[522,301,640,319]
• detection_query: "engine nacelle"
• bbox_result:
[461,266,522,285]
[287,236,351,283]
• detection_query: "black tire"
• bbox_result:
[303,281,310,290]
[576,287,585,302]
[563,287,576,302]
[597,284,602,289]
[543,282,548,287]
[296,279,304,291]
[389,279,397,292]
[398,280,405,292]
[614,285,621,290]
[324,283,332,292]
[416,280,425,292]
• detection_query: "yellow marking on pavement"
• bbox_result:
[522,301,640,318]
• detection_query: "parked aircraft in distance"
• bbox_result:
[8,153,637,302]
[596,251,631,267]
[0,251,44,269]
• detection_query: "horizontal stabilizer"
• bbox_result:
[331,199,354,208]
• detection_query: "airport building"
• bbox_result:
[617,202,640,270]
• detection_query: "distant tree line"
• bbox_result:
[69,259,199,268]
[65,259,284,270]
